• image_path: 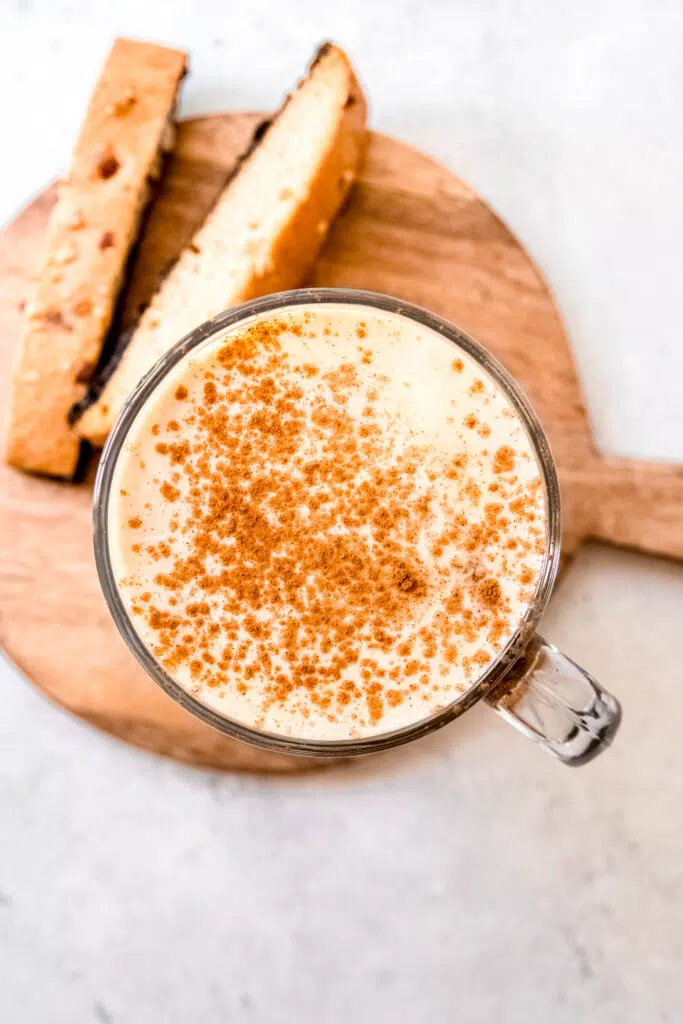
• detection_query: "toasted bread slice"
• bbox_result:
[75,42,367,447]
[5,38,187,477]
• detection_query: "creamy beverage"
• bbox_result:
[108,303,547,740]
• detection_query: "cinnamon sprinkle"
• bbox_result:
[117,312,546,734]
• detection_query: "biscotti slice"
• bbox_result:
[6,37,187,477]
[76,42,367,447]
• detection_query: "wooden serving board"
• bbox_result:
[2,113,683,771]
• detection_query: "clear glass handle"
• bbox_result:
[486,635,622,766]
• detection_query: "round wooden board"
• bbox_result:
[2,113,683,771]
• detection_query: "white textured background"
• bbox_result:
[1,2,682,1022]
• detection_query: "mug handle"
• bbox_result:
[486,635,622,766]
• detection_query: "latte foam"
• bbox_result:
[108,303,547,740]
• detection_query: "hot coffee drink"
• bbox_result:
[108,302,547,740]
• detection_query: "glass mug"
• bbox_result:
[93,289,622,766]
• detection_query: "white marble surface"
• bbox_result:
[1,2,682,1022]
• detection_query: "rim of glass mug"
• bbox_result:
[93,287,562,758]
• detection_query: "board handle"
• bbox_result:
[587,454,683,560]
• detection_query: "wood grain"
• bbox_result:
[1,113,682,770]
